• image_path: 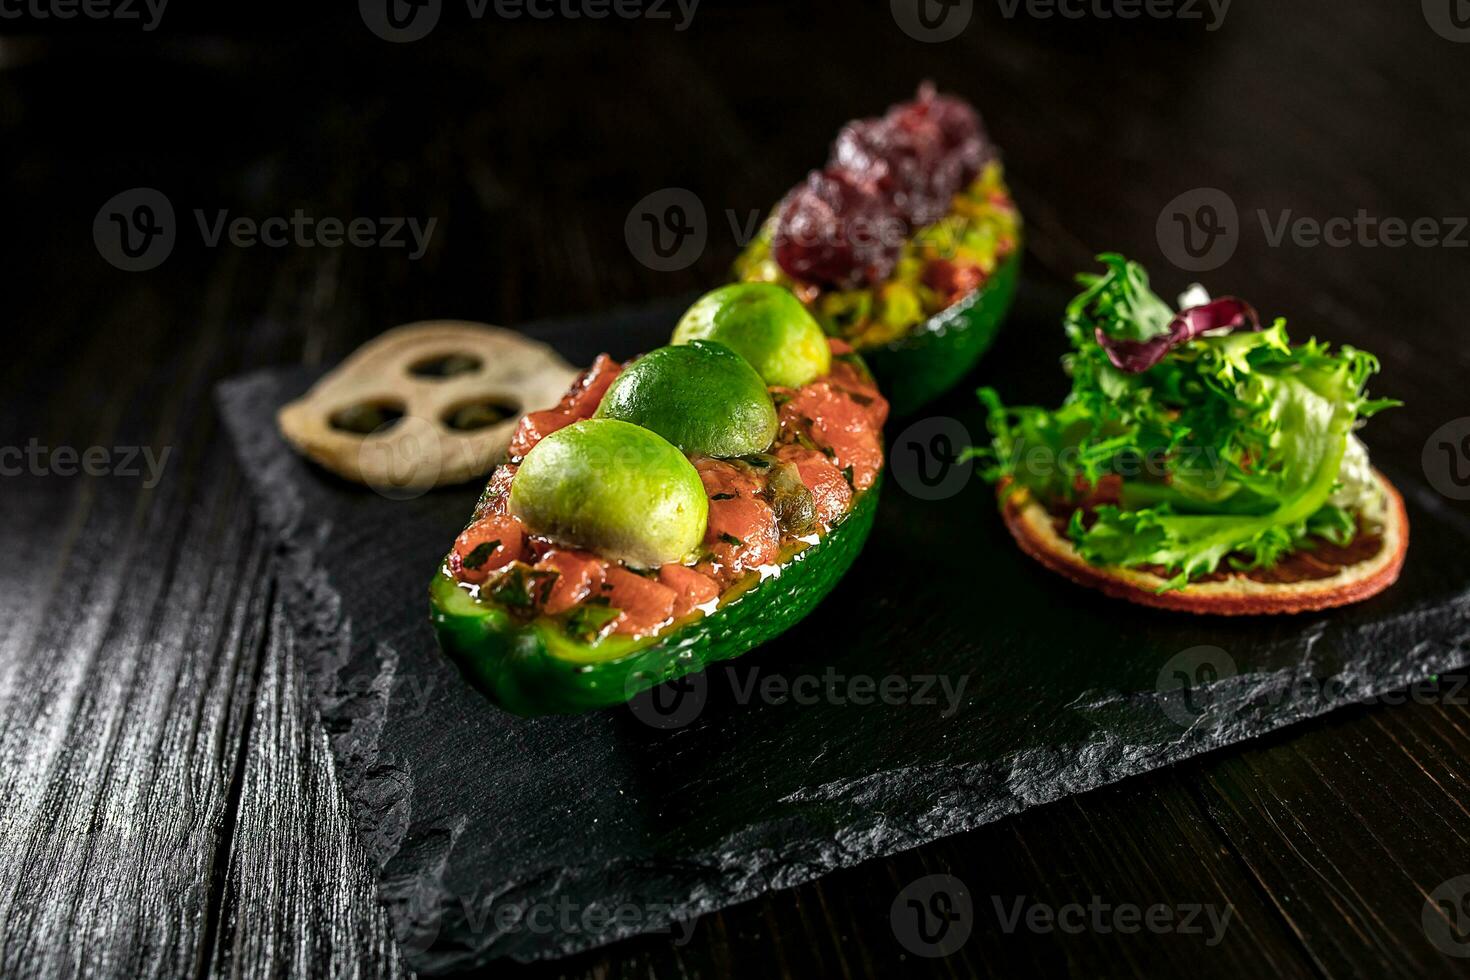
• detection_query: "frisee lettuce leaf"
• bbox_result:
[1068,252,1177,343]
[969,254,1398,590]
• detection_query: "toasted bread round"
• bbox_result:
[999,470,1408,615]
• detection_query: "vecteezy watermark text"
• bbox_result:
[627,666,972,728]
[1156,643,1470,728]
[1258,210,1469,250]
[1,440,171,488]
[451,891,696,945]
[1158,187,1469,272]
[94,188,437,271]
[195,210,436,259]
[890,0,1228,42]
[0,0,167,31]
[361,0,698,43]
[890,873,1236,956]
[994,0,1229,30]
[993,895,1235,945]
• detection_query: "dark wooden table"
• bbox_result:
[4,3,1469,977]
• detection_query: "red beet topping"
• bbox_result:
[772,168,902,288]
[453,341,888,639]
[772,84,992,289]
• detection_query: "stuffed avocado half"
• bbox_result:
[734,85,1022,416]
[430,287,888,715]
[972,253,1405,614]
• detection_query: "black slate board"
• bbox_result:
[217,276,1470,972]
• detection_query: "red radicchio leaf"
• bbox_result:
[1095,297,1261,373]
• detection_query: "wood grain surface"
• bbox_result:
[2,2,1467,977]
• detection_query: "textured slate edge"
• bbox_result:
[214,369,417,871]
[216,368,1470,971]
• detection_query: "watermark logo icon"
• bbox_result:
[361,0,442,42]
[626,671,708,729]
[1157,187,1239,272]
[1156,645,1237,727]
[1425,875,1470,956]
[1423,418,1470,501]
[888,416,974,500]
[625,188,707,272]
[891,873,974,957]
[359,415,445,500]
[891,0,973,42]
[94,187,175,271]
[1424,0,1470,41]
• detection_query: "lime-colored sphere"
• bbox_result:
[596,341,777,457]
[509,419,707,567]
[673,283,831,388]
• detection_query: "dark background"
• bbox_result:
[3,1,1469,977]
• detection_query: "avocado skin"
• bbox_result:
[864,246,1022,418]
[429,478,880,716]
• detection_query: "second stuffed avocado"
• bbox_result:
[430,286,888,715]
[733,85,1022,416]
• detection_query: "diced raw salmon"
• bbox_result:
[476,464,518,516]
[603,566,677,636]
[658,563,721,618]
[508,409,575,461]
[779,383,885,490]
[775,444,853,527]
[535,549,607,615]
[507,354,624,460]
[450,514,525,584]
[700,494,780,585]
[695,457,764,498]
[563,354,623,417]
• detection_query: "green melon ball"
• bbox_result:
[508,419,707,567]
[594,341,777,457]
[672,283,831,388]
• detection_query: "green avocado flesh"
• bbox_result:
[866,246,1022,417]
[672,283,832,388]
[430,477,880,716]
[594,341,778,457]
[508,418,708,567]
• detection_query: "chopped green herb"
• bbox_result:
[711,492,737,501]
[462,540,501,570]
[564,600,622,642]
[719,532,743,547]
[841,465,855,488]
[489,564,558,609]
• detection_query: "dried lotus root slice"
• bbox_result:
[277,320,578,495]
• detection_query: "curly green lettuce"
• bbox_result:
[970,254,1398,590]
